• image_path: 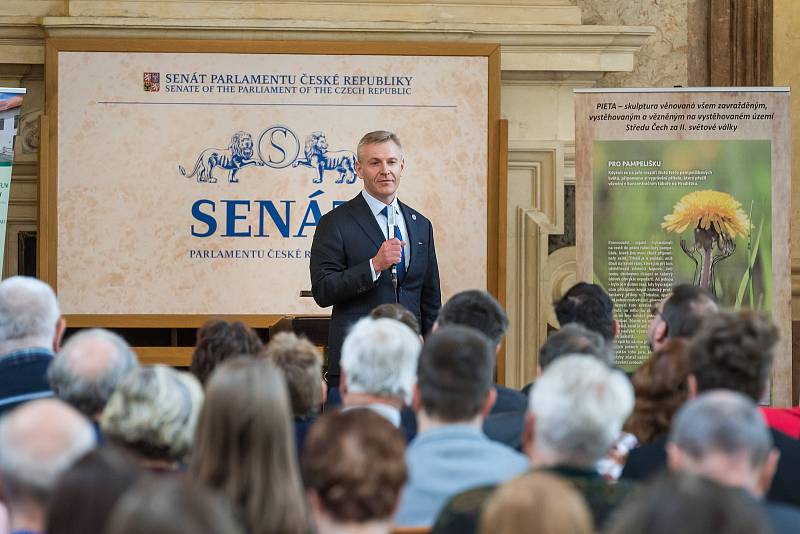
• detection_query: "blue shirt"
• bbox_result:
[394,424,529,526]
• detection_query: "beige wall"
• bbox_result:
[774,0,800,319]
[577,0,689,88]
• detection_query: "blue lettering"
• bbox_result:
[268,129,288,165]
[296,198,321,237]
[191,199,216,237]
[222,200,252,237]
[257,200,293,238]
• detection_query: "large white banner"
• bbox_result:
[53,45,493,315]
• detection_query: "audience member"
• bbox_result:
[0,277,65,415]
[302,410,407,534]
[538,322,614,372]
[190,357,308,534]
[340,317,420,438]
[537,327,630,480]
[667,390,800,534]
[478,472,593,534]
[261,332,325,454]
[45,447,142,534]
[106,478,244,534]
[554,282,617,341]
[100,365,203,471]
[525,355,634,524]
[433,290,528,448]
[646,284,717,352]
[0,399,95,534]
[605,472,770,534]
[370,302,422,336]
[624,338,690,444]
[189,320,263,385]
[47,328,138,425]
[624,310,800,507]
[394,325,528,526]
[433,355,634,533]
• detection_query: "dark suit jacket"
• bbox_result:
[310,193,441,384]
[620,435,668,481]
[621,429,800,508]
[0,347,54,416]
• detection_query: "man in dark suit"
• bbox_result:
[310,130,441,391]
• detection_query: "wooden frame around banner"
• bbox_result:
[41,38,503,330]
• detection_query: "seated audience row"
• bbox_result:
[3,275,800,534]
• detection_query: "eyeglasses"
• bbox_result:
[649,300,663,318]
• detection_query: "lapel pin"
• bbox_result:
[412,214,417,221]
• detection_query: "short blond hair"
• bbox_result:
[261,333,322,417]
[479,472,593,534]
[356,130,402,161]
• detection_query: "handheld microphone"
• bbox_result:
[387,206,398,292]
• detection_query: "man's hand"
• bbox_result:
[372,238,405,272]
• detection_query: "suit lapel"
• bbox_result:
[399,201,419,280]
[347,193,385,250]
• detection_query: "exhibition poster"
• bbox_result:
[575,88,790,384]
[0,88,26,277]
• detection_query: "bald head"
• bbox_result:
[0,399,96,505]
[48,329,138,419]
[0,276,62,354]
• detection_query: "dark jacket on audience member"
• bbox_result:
[0,347,54,416]
[430,465,635,534]
[294,416,316,457]
[621,429,800,508]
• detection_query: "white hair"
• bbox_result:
[341,317,421,404]
[100,365,203,462]
[48,328,139,418]
[530,354,633,466]
[0,276,61,351]
[0,399,96,503]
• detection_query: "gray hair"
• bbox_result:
[0,276,61,351]
[539,323,614,370]
[669,390,773,468]
[0,399,95,504]
[48,329,139,418]
[100,365,203,462]
[356,130,403,161]
[341,317,421,404]
[529,355,633,466]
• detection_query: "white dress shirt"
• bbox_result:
[362,190,411,281]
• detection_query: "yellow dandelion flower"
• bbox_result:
[661,190,750,239]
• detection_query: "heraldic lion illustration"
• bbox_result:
[293,131,358,184]
[179,131,264,183]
